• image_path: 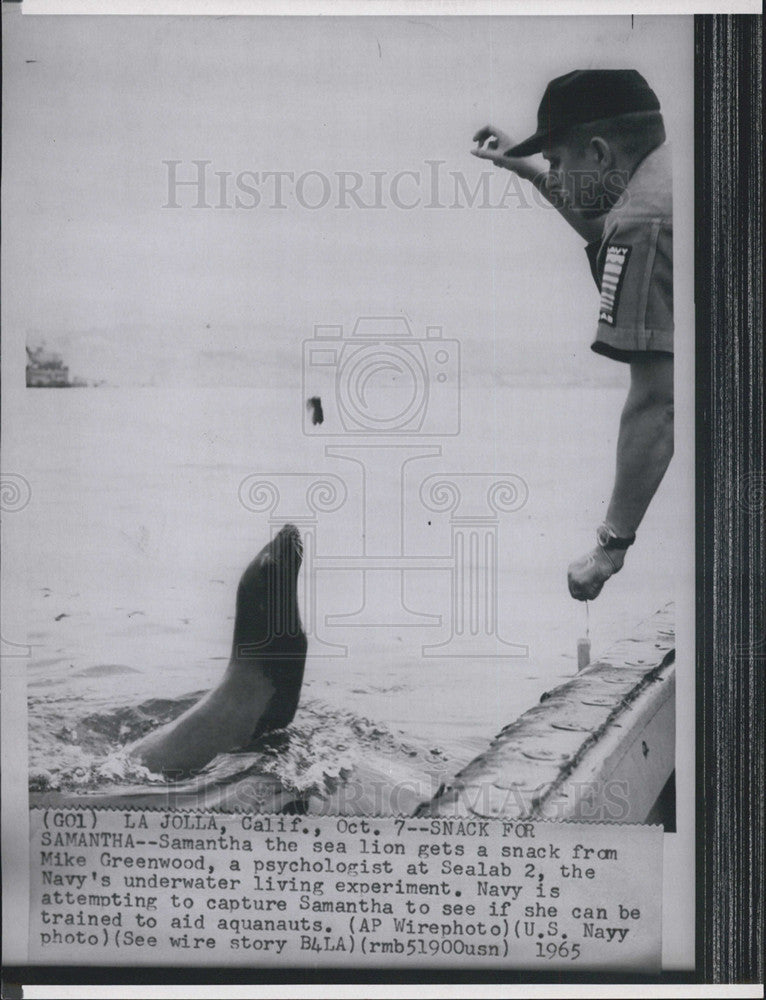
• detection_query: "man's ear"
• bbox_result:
[589,136,614,167]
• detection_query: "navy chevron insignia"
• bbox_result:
[599,244,631,326]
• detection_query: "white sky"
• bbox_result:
[3,11,692,384]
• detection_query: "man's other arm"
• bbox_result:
[567,354,673,600]
[607,353,674,538]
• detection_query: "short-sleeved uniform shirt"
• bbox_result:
[584,143,673,362]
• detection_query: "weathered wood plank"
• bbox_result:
[417,603,675,823]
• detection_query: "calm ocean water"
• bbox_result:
[21,380,682,811]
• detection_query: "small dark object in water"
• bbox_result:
[307,396,324,425]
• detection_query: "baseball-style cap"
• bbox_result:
[507,69,661,158]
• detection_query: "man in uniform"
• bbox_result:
[472,69,674,601]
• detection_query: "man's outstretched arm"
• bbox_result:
[568,354,674,600]
[471,124,605,243]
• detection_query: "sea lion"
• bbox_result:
[130,524,307,779]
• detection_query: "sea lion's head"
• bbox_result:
[233,523,307,660]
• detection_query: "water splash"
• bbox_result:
[28,690,452,812]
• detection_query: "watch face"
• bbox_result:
[596,524,611,548]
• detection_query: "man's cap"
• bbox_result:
[507,69,661,158]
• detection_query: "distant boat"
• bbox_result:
[26,344,93,387]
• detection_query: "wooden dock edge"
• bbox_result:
[416,603,676,825]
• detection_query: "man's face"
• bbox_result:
[542,139,606,217]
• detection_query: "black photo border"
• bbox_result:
[694,12,763,988]
[1,9,763,992]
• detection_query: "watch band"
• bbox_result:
[597,523,636,551]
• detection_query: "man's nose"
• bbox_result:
[547,170,562,194]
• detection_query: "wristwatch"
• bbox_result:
[596,523,636,551]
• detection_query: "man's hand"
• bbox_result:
[472,124,534,175]
[471,124,604,242]
[567,545,626,601]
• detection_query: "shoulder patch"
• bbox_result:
[598,244,632,326]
